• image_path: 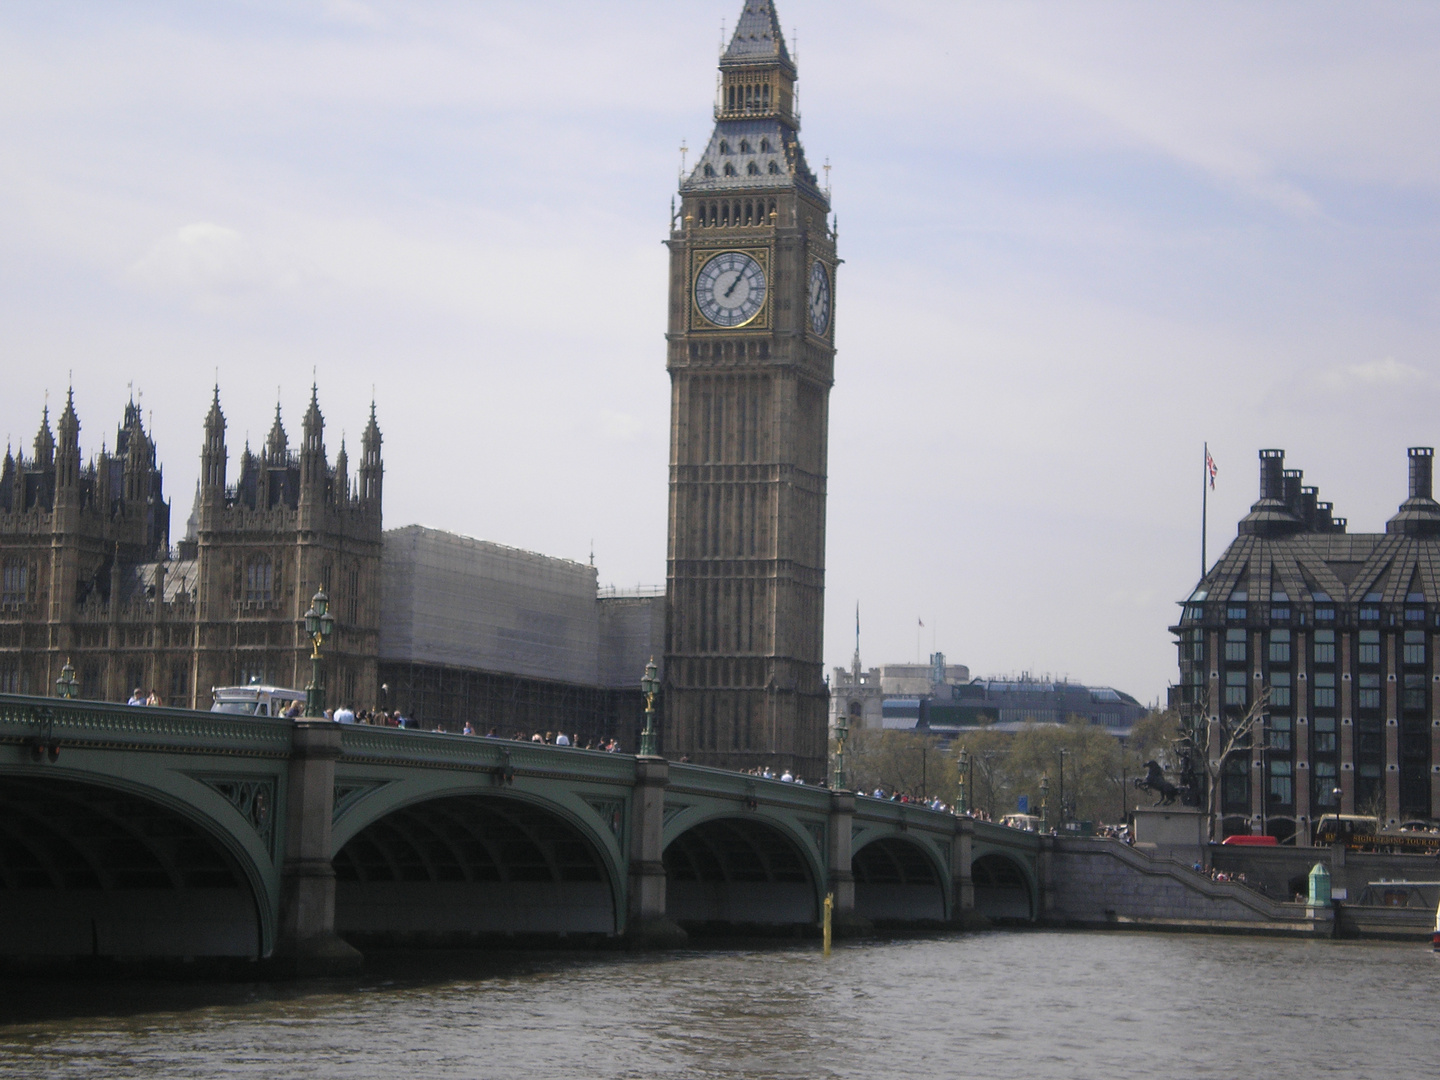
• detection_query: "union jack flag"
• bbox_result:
[1205,447,1218,489]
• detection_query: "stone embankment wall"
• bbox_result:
[1210,845,1440,902]
[1043,838,1323,934]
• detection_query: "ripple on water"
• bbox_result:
[0,933,1437,1079]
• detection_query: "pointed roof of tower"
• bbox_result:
[303,383,323,433]
[723,2,792,69]
[57,387,79,438]
[205,384,225,432]
[362,399,382,451]
[34,404,54,461]
[266,401,288,457]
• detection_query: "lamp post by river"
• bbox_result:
[639,657,660,757]
[957,747,970,814]
[1117,735,1128,824]
[55,659,78,700]
[1057,748,1070,824]
[1040,775,1050,830]
[833,710,849,790]
[303,588,334,718]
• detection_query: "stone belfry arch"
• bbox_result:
[663,1,835,779]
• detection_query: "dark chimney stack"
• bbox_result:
[1258,449,1285,501]
[1408,447,1433,501]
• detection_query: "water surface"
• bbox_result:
[1,932,1435,1079]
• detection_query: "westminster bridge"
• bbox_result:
[0,694,1044,967]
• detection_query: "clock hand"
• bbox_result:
[723,271,743,299]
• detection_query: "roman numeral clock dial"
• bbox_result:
[808,259,831,336]
[695,251,767,328]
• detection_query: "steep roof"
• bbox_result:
[723,2,792,68]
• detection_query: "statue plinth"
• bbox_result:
[1132,805,1207,863]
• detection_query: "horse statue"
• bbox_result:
[1133,760,1180,806]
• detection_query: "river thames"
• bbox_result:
[1,931,1436,1079]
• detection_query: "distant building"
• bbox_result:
[378,525,663,742]
[830,650,1144,738]
[830,652,968,732]
[1173,447,1440,842]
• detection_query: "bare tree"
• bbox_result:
[1180,685,1272,842]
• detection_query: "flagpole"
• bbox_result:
[1201,441,1209,578]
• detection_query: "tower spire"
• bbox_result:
[722,2,792,67]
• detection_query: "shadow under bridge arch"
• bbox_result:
[971,852,1034,921]
[852,836,946,923]
[0,775,264,959]
[332,793,617,941]
[663,817,818,932]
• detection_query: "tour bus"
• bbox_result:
[210,684,306,718]
[1000,813,1045,832]
[1314,814,1440,853]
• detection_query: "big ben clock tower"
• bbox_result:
[663,2,835,780]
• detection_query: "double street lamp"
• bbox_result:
[1040,774,1050,829]
[833,711,849,790]
[55,659,78,700]
[303,588,334,718]
[639,657,660,757]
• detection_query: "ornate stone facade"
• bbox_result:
[0,387,382,709]
[663,2,835,778]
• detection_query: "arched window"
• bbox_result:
[767,161,781,174]
[747,162,760,175]
[703,164,715,178]
[244,555,273,603]
[723,163,736,176]
[1,560,27,605]
[720,203,729,226]
[760,138,771,153]
[739,139,752,153]
[762,84,771,108]
[719,140,730,154]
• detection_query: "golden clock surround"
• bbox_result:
[690,247,772,331]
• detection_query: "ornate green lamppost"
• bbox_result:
[957,747,970,814]
[55,659,79,700]
[303,588,334,718]
[639,656,660,756]
[1039,774,1050,830]
[833,711,849,790]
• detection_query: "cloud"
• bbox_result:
[598,409,644,442]
[1316,356,1428,392]
[126,222,302,305]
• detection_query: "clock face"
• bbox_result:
[695,251,767,328]
[808,260,831,336]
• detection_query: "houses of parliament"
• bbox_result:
[0,1,836,780]
[0,387,382,710]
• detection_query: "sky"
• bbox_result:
[3,1,1439,705]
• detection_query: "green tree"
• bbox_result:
[837,728,957,802]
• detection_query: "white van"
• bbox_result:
[210,685,306,718]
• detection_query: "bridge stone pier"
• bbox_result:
[0,695,1043,970]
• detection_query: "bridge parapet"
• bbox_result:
[337,727,638,785]
[0,694,292,758]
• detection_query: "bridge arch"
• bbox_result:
[970,850,1036,921]
[0,770,271,959]
[331,787,622,940]
[663,813,822,931]
[851,835,948,923]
